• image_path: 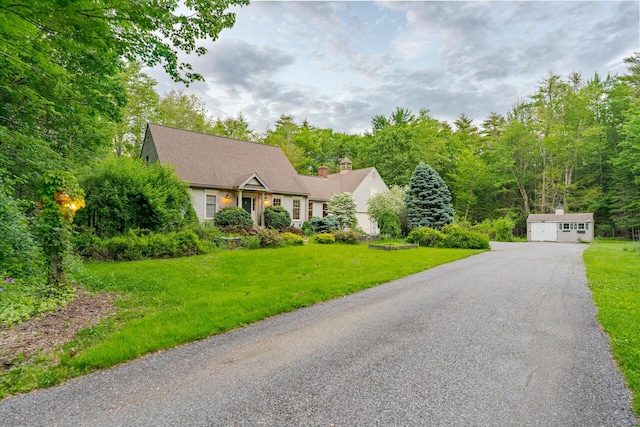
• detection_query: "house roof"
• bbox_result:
[145,123,309,195]
[526,212,594,223]
[299,168,377,201]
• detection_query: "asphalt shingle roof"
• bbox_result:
[146,123,309,195]
[299,168,376,201]
[526,213,594,222]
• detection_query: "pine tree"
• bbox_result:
[405,163,455,230]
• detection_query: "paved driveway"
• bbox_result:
[0,243,636,426]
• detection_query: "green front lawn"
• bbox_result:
[1,243,482,397]
[584,241,640,416]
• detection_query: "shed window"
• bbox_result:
[205,195,217,219]
[578,223,585,230]
[562,223,570,231]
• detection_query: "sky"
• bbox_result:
[146,1,640,134]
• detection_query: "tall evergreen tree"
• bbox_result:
[405,163,454,230]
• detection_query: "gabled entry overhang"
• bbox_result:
[234,173,271,192]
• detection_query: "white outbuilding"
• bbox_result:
[526,205,594,243]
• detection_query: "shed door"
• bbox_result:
[531,222,557,242]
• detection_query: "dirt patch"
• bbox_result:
[0,291,117,368]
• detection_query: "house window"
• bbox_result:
[273,198,282,207]
[322,203,328,217]
[308,202,313,220]
[578,223,585,230]
[562,223,570,232]
[205,195,217,219]
[292,199,301,220]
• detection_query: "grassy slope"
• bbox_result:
[0,243,481,397]
[584,241,640,416]
[74,244,479,369]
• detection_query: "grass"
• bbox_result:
[584,240,640,417]
[0,242,482,397]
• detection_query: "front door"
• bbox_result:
[242,197,252,215]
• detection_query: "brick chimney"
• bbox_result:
[318,166,328,179]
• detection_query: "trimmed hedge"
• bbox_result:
[440,224,490,249]
[213,207,253,229]
[264,206,291,231]
[406,227,446,247]
[407,225,490,250]
[74,229,207,261]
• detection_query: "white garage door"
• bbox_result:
[531,222,557,241]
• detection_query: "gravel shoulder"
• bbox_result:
[0,243,636,426]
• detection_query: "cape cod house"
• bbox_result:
[140,124,388,233]
[526,205,594,243]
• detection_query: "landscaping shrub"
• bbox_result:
[377,210,402,238]
[240,235,260,250]
[284,225,304,236]
[440,224,490,249]
[72,232,103,259]
[333,230,360,244]
[470,221,493,237]
[213,207,253,230]
[264,206,291,231]
[328,192,356,230]
[406,227,446,247]
[191,222,225,249]
[314,233,336,244]
[492,217,514,242]
[470,217,514,242]
[281,232,305,245]
[80,229,207,261]
[367,185,408,235]
[0,187,45,280]
[304,216,340,235]
[76,157,197,238]
[254,227,284,248]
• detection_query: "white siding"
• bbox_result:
[190,188,206,222]
[281,195,307,228]
[351,169,389,234]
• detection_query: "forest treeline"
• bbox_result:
[0,1,638,238]
[106,59,640,237]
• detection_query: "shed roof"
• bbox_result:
[526,213,594,223]
[145,123,309,195]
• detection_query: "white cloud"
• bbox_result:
[148,1,639,134]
